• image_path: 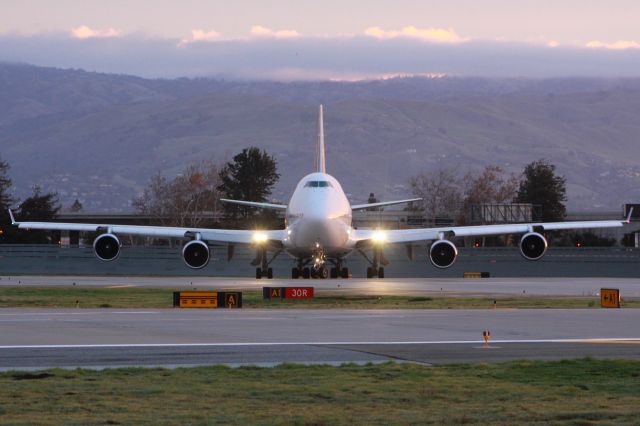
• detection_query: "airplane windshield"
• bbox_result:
[304,180,333,188]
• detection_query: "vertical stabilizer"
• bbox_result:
[316,105,326,173]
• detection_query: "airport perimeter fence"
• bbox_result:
[1,244,639,278]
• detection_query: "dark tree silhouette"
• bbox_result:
[14,186,60,244]
[0,157,12,211]
[515,159,567,222]
[0,157,15,243]
[217,147,280,226]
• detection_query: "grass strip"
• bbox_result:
[0,359,639,425]
[0,286,637,309]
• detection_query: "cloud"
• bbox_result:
[3,31,640,79]
[70,25,120,39]
[585,40,640,50]
[179,29,221,46]
[250,25,300,39]
[364,26,465,43]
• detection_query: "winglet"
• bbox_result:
[625,207,634,224]
[8,209,16,225]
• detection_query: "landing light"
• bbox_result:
[372,230,387,243]
[253,232,268,244]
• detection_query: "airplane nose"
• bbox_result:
[305,207,330,221]
[307,219,327,235]
[293,219,334,247]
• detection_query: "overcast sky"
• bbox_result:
[2,0,640,79]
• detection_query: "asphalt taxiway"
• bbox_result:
[2,275,640,297]
[1,308,639,369]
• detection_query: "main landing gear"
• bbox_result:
[256,267,273,279]
[366,266,384,279]
[361,246,387,279]
[253,246,280,279]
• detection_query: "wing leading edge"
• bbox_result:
[7,210,285,244]
[351,198,422,211]
[354,214,631,245]
[220,199,287,210]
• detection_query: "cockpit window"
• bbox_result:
[304,180,333,188]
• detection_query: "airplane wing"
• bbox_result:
[220,199,287,210]
[351,198,422,211]
[354,213,632,245]
[8,209,285,244]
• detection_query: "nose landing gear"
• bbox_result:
[291,256,348,279]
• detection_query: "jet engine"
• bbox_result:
[182,240,210,269]
[429,239,458,268]
[519,232,548,260]
[93,233,121,261]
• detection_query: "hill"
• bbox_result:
[1,63,639,212]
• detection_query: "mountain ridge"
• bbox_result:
[1,63,639,212]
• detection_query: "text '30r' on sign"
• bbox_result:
[263,287,314,300]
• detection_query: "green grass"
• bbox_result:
[0,286,638,309]
[0,359,639,425]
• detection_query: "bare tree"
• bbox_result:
[463,165,518,206]
[460,165,519,245]
[133,160,221,228]
[409,168,464,223]
[132,173,171,225]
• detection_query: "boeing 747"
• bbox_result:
[8,106,632,279]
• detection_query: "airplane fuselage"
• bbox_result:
[283,172,357,259]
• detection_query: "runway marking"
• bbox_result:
[1,337,639,349]
[105,285,137,288]
[582,340,640,345]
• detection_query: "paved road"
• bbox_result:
[1,308,639,369]
[2,275,639,297]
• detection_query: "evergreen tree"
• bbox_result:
[0,157,15,243]
[15,186,60,244]
[0,157,12,210]
[217,147,280,226]
[515,159,567,222]
[366,193,380,211]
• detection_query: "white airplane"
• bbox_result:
[8,105,632,279]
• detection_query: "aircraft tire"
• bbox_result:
[267,267,273,279]
[320,266,329,279]
[302,267,311,279]
[292,268,300,279]
[341,267,349,279]
[256,268,262,279]
[378,267,385,279]
[330,267,338,279]
[366,267,373,278]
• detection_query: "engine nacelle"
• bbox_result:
[519,232,548,260]
[429,239,458,269]
[182,240,210,269]
[93,233,120,261]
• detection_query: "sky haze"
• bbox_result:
[1,1,639,79]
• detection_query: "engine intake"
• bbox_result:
[429,240,458,269]
[93,233,120,261]
[519,232,548,260]
[182,240,210,269]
